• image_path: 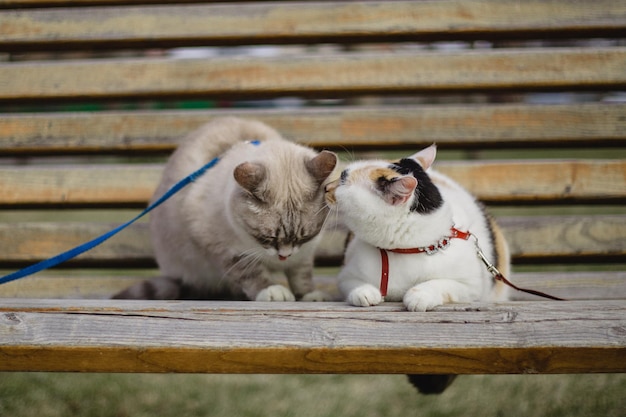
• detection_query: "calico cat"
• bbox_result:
[325,144,510,393]
[114,117,337,302]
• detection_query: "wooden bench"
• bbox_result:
[1,0,625,376]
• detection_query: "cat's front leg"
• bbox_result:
[347,284,383,307]
[403,279,473,312]
[340,277,383,307]
[286,263,332,301]
[229,261,296,301]
[255,284,297,302]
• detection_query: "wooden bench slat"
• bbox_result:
[0,215,623,266]
[2,0,625,50]
[1,299,624,373]
[1,272,624,301]
[3,47,625,103]
[0,164,162,207]
[504,215,626,262]
[443,160,626,204]
[510,272,626,301]
[1,160,623,208]
[2,103,625,155]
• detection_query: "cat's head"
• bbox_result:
[325,144,443,221]
[231,148,337,261]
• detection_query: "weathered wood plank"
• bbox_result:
[1,299,624,373]
[0,221,155,265]
[0,216,623,266]
[2,48,625,102]
[0,164,162,207]
[2,0,625,50]
[1,160,623,207]
[503,215,626,261]
[3,298,625,314]
[442,160,626,204]
[2,103,625,155]
[0,274,149,299]
[509,272,626,301]
[1,272,624,301]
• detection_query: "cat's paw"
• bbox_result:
[301,290,333,302]
[403,287,444,312]
[255,285,296,302]
[347,284,383,307]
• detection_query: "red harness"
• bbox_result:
[377,226,564,301]
[378,227,470,297]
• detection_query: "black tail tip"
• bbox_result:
[407,374,457,395]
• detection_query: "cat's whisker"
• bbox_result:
[336,146,356,164]
[220,248,264,284]
[321,203,341,232]
[320,206,337,232]
[217,250,266,291]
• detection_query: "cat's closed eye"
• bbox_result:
[255,235,277,248]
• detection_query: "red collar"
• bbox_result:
[378,227,471,297]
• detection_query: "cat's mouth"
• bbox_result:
[275,246,298,261]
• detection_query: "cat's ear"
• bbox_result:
[234,162,266,194]
[410,144,437,170]
[306,150,338,186]
[381,176,417,206]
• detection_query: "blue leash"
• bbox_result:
[0,141,259,285]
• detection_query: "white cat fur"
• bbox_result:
[327,145,509,311]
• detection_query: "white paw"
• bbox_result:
[347,284,383,307]
[255,285,296,302]
[301,290,333,302]
[403,287,444,312]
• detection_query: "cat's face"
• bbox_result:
[325,145,441,221]
[232,150,337,261]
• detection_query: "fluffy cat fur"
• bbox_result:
[325,144,510,394]
[114,117,337,302]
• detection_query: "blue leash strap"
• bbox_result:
[0,155,222,286]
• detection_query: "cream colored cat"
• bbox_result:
[114,117,337,301]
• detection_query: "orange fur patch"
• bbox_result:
[489,216,511,300]
[367,167,400,183]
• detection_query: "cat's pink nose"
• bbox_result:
[277,246,295,261]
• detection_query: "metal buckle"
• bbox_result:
[424,245,438,255]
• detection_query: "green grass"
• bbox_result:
[1,373,624,417]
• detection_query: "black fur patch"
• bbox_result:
[407,374,457,394]
[339,169,348,184]
[391,158,443,214]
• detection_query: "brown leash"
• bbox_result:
[378,227,565,301]
[473,240,566,301]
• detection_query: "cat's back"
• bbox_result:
[159,117,284,190]
[426,168,485,224]
[428,167,511,297]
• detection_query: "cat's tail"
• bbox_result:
[489,215,511,301]
[112,276,190,300]
[406,374,457,395]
